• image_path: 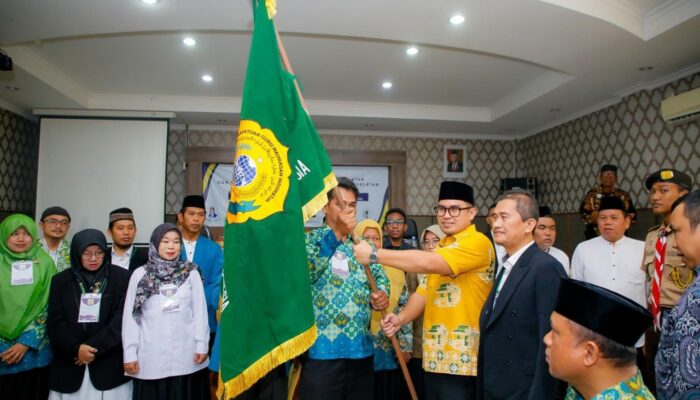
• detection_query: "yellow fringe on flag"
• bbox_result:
[301,172,338,223]
[218,325,317,400]
[265,0,277,18]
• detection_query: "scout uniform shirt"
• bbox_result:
[416,224,494,376]
[642,225,696,308]
[564,371,654,400]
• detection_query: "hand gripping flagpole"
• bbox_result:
[274,25,418,400]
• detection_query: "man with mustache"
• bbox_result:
[38,206,72,272]
[570,197,646,352]
[640,169,693,394]
[178,195,223,348]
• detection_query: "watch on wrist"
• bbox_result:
[369,248,378,264]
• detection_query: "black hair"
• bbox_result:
[327,177,359,202]
[569,320,637,368]
[385,208,407,221]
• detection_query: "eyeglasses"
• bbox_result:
[44,218,70,226]
[421,239,440,247]
[81,250,105,260]
[385,219,405,226]
[433,205,473,217]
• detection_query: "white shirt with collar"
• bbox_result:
[122,267,209,379]
[111,245,134,270]
[571,235,646,346]
[182,239,197,262]
[545,246,570,274]
[494,240,534,305]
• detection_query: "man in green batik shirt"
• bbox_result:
[38,206,71,272]
[299,177,390,400]
[544,278,655,400]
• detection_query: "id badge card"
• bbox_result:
[78,293,102,323]
[11,261,33,285]
[159,283,180,313]
[331,251,350,277]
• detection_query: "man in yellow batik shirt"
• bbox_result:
[355,181,494,399]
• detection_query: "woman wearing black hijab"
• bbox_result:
[47,229,132,399]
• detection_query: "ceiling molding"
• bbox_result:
[90,93,493,123]
[644,0,700,39]
[7,46,91,107]
[317,128,515,141]
[613,61,700,98]
[490,72,574,120]
[0,98,35,120]
[518,62,700,140]
[32,108,176,119]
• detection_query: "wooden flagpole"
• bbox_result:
[273,25,419,400]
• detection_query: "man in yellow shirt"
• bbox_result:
[355,181,494,399]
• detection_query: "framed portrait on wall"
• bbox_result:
[443,144,467,178]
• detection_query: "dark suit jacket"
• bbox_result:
[477,244,566,400]
[127,246,149,273]
[47,265,131,392]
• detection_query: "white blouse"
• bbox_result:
[122,267,209,380]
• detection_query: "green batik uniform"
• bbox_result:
[565,371,655,400]
[39,238,71,272]
[305,225,389,360]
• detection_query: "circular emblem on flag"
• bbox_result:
[227,119,291,224]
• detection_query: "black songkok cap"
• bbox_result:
[438,181,474,205]
[181,195,206,210]
[600,164,618,173]
[644,169,693,191]
[598,196,626,212]
[555,278,652,347]
[41,206,71,222]
[539,206,552,217]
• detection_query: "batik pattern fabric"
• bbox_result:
[655,274,700,400]
[0,307,52,375]
[565,371,654,399]
[305,225,389,360]
[39,239,71,272]
[372,277,412,371]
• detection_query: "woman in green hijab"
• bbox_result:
[0,214,56,399]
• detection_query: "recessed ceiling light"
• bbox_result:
[202,74,213,82]
[638,66,654,71]
[550,107,561,112]
[5,86,20,91]
[183,37,196,47]
[450,14,465,25]
[140,0,159,4]
[382,81,393,89]
[406,46,419,56]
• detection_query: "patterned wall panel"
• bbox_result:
[165,129,187,214]
[517,72,700,213]
[165,129,515,216]
[0,109,39,214]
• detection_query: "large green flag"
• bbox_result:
[218,0,337,397]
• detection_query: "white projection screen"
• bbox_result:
[36,118,168,244]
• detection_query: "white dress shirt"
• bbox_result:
[111,245,133,270]
[494,241,534,306]
[545,246,570,274]
[122,267,209,379]
[182,239,197,262]
[571,236,646,346]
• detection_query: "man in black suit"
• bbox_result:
[106,207,148,273]
[478,190,567,400]
[448,150,463,172]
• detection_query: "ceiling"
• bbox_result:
[0,0,699,139]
